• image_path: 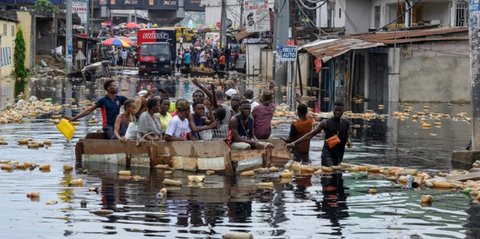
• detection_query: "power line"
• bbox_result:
[295,0,327,10]
[294,0,332,37]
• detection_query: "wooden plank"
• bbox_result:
[446,172,480,182]
[75,140,83,163]
[224,147,234,176]
[81,140,151,154]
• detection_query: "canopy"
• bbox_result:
[102,37,131,48]
[125,22,140,29]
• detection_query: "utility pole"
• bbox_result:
[273,0,289,103]
[89,0,94,37]
[66,0,73,74]
[470,3,480,150]
[239,0,244,28]
[220,0,227,48]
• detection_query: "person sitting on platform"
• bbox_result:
[157,97,172,135]
[227,100,274,150]
[189,101,217,140]
[165,99,196,141]
[252,90,276,140]
[137,97,163,141]
[113,99,137,143]
[135,87,156,118]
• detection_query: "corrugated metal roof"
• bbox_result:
[354,27,468,44]
[300,38,384,62]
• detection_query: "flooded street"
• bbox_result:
[1,75,478,238]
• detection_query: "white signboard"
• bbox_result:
[244,0,270,33]
[73,0,88,24]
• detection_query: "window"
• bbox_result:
[11,25,14,37]
[327,1,335,27]
[339,8,342,18]
[3,24,6,36]
[456,0,469,27]
[374,6,381,29]
[1,47,12,67]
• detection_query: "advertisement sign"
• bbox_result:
[244,0,270,33]
[146,0,178,10]
[184,0,204,11]
[109,0,146,9]
[72,0,88,24]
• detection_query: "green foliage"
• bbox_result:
[14,27,28,97]
[34,0,59,13]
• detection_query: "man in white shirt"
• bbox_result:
[165,99,196,141]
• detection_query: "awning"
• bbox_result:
[300,38,384,62]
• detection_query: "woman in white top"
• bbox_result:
[138,97,163,141]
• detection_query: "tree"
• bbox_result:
[14,27,28,98]
[34,0,59,14]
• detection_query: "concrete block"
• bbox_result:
[197,157,225,170]
[452,150,480,169]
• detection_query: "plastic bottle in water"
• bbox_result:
[406,175,413,189]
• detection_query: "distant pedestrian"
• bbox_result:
[120,48,128,66]
[184,50,191,69]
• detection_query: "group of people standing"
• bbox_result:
[70,78,352,167]
[109,47,137,67]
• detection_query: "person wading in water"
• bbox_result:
[287,101,351,166]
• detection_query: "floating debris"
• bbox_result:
[39,164,51,172]
[257,182,274,189]
[187,175,205,182]
[69,179,83,187]
[240,170,254,177]
[90,209,113,216]
[420,195,433,204]
[118,170,132,176]
[206,170,216,175]
[45,200,58,205]
[27,192,40,198]
[163,179,182,187]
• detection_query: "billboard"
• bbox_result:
[184,0,203,11]
[72,0,88,24]
[146,0,178,10]
[244,0,270,33]
[109,0,146,9]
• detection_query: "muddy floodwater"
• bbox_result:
[1,75,479,238]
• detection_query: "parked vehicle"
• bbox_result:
[137,28,176,75]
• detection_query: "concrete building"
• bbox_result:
[370,0,469,30]
[314,0,469,35]
[201,0,274,29]
[300,27,468,113]
[0,15,18,108]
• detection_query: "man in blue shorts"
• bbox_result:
[70,79,128,139]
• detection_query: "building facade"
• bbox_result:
[0,16,18,108]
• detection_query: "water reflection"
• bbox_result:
[318,173,349,228]
[0,72,476,238]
